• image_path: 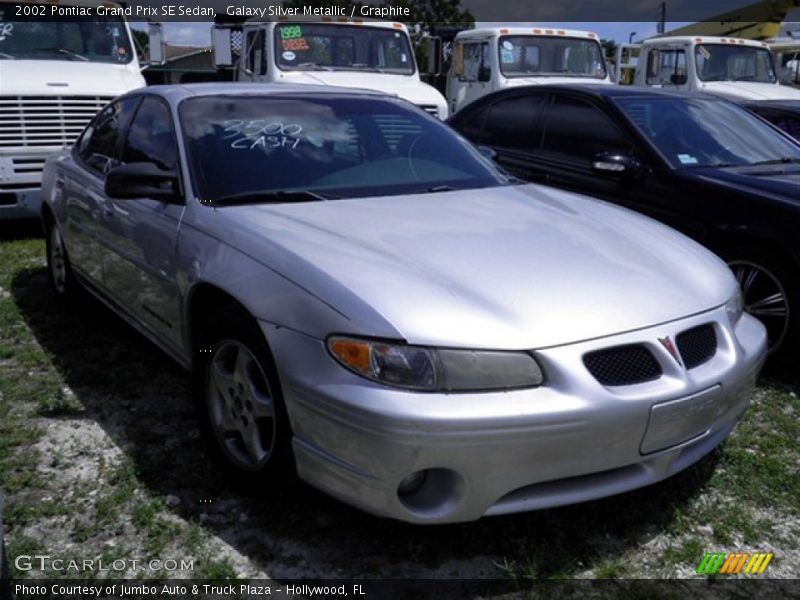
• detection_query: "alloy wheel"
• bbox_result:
[729,260,789,354]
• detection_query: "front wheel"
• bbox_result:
[194,307,293,484]
[725,247,800,359]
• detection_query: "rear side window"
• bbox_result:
[77,97,139,175]
[121,97,179,170]
[541,96,631,161]
[481,95,544,150]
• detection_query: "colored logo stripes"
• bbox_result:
[697,552,773,574]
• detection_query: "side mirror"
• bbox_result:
[592,153,643,178]
[477,65,491,82]
[476,145,497,161]
[212,25,234,68]
[147,23,165,66]
[105,163,180,201]
[423,36,443,76]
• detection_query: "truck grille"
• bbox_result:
[676,324,717,370]
[0,96,112,148]
[584,344,662,386]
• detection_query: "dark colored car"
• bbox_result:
[448,85,800,359]
[746,101,800,141]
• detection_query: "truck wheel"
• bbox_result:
[725,246,800,360]
[45,221,79,303]
[193,306,294,486]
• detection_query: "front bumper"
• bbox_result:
[0,150,48,220]
[263,306,766,524]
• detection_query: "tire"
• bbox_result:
[723,246,800,361]
[193,306,294,487]
[45,219,80,303]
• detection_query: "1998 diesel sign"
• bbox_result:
[14,555,194,572]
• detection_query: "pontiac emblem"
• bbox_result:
[658,336,683,366]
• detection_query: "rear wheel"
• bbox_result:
[194,307,293,485]
[45,220,79,302]
[724,247,800,359]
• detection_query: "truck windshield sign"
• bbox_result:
[274,23,414,75]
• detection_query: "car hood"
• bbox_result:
[503,76,613,87]
[0,60,145,95]
[683,165,800,200]
[227,184,736,349]
[700,81,800,101]
[275,70,447,113]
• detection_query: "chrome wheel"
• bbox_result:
[729,260,789,354]
[49,226,67,295]
[206,340,276,471]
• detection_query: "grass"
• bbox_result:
[0,231,798,583]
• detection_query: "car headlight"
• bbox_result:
[327,337,544,392]
[726,289,745,325]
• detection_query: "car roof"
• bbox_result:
[458,84,714,103]
[124,82,390,103]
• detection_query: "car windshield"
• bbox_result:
[694,44,776,83]
[274,23,414,74]
[498,35,607,79]
[179,95,509,202]
[0,5,132,63]
[615,96,800,169]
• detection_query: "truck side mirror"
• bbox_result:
[423,36,443,76]
[212,25,234,68]
[147,23,165,66]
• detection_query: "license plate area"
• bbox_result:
[640,385,721,454]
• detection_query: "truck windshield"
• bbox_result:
[273,23,414,74]
[615,96,800,169]
[694,44,776,83]
[0,7,132,63]
[179,95,508,202]
[498,35,606,79]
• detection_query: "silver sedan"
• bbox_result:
[40,84,767,524]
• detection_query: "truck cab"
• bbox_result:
[619,36,800,102]
[0,0,145,220]
[212,17,447,119]
[445,27,611,115]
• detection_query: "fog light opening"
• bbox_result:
[398,470,428,496]
[396,468,465,517]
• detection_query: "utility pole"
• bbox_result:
[657,1,666,34]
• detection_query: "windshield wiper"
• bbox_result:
[32,47,88,61]
[0,52,14,60]
[208,190,333,206]
[749,157,800,166]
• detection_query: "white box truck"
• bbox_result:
[207,16,448,119]
[445,27,612,115]
[0,0,145,220]
[615,36,800,102]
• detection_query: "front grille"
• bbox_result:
[0,96,112,148]
[677,324,717,370]
[417,104,439,117]
[584,344,662,386]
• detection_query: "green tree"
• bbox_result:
[600,38,617,60]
